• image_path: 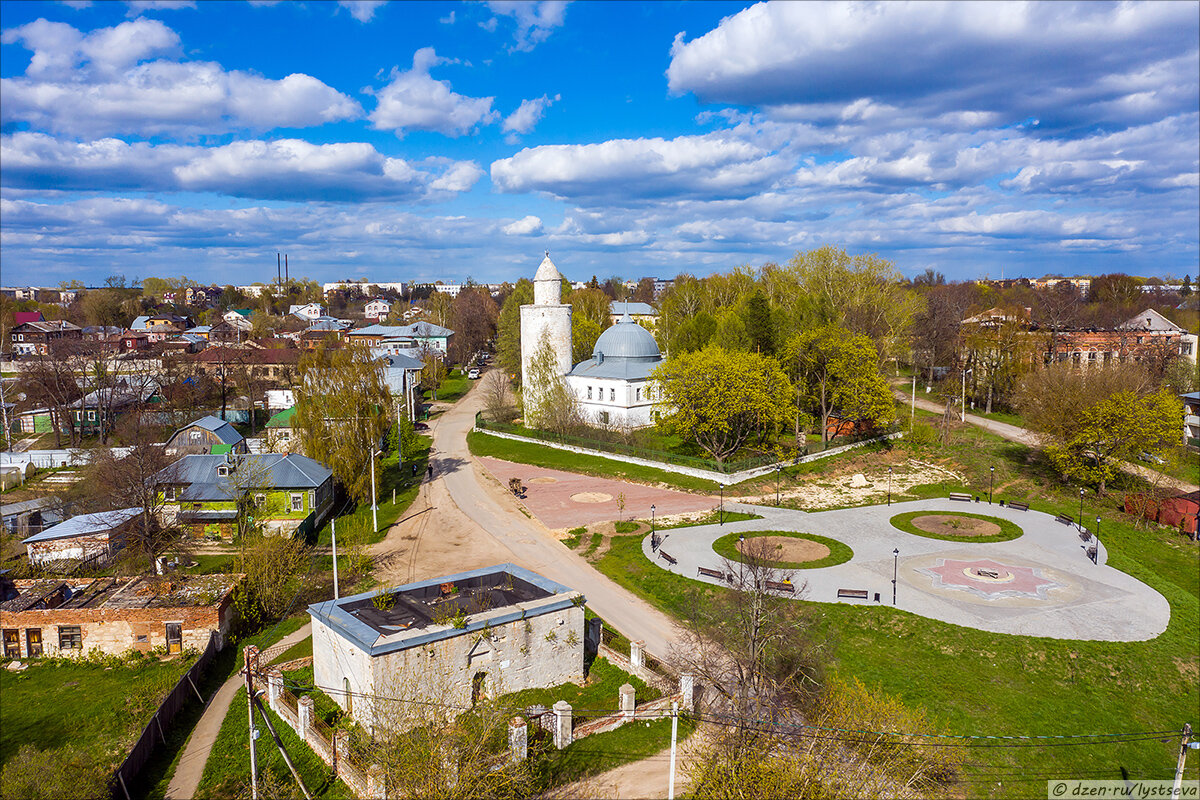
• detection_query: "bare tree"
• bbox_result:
[480,370,515,423]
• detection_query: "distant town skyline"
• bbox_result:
[1,1,1197,286]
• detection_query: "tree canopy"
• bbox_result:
[783,325,895,443]
[652,345,792,462]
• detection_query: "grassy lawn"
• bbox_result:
[593,502,1199,795]
[501,655,662,712]
[313,434,431,547]
[270,635,313,666]
[427,369,470,405]
[184,553,238,574]
[650,509,762,529]
[195,685,353,800]
[889,510,1024,543]
[712,530,854,570]
[532,714,696,790]
[562,526,587,549]
[468,429,721,493]
[0,656,193,777]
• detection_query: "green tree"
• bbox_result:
[522,332,580,433]
[652,345,792,462]
[1180,275,1192,297]
[571,313,603,364]
[295,343,391,503]
[783,326,896,444]
[669,311,717,354]
[495,278,533,384]
[420,350,448,401]
[1016,364,1179,493]
[738,289,775,354]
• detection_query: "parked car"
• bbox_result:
[468,368,481,379]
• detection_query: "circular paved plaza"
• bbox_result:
[642,498,1170,642]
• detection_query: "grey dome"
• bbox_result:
[593,317,661,360]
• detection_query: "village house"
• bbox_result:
[308,564,585,733]
[289,303,326,321]
[343,322,454,355]
[22,507,141,568]
[189,346,303,385]
[156,452,334,538]
[364,298,393,320]
[223,308,254,331]
[607,300,658,330]
[1182,391,1200,449]
[0,573,243,659]
[144,313,191,342]
[165,415,247,456]
[10,319,84,356]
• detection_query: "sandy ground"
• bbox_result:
[912,514,1001,537]
[739,535,830,562]
[739,459,966,510]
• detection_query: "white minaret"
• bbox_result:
[520,251,573,391]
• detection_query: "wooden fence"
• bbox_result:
[110,631,219,800]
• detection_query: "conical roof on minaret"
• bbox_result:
[534,251,562,283]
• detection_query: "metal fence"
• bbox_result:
[475,413,775,474]
[110,631,219,800]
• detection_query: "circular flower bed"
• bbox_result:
[889,510,1022,543]
[712,530,853,570]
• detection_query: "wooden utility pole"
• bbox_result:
[244,646,258,800]
[251,693,313,800]
[1172,723,1192,800]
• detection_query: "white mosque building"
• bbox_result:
[520,253,662,429]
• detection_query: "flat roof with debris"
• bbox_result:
[308,564,581,657]
[0,573,243,613]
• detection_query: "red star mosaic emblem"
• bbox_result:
[918,558,1063,600]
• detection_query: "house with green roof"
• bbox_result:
[154,452,333,539]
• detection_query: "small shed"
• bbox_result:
[23,507,141,567]
[166,415,247,456]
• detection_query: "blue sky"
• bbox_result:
[1,0,1197,287]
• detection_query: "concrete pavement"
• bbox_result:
[430,388,683,660]
[645,499,1170,642]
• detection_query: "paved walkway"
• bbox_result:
[166,622,312,800]
[645,499,1170,642]
[476,456,717,529]
[898,392,1198,492]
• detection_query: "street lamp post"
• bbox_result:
[887,466,893,506]
[1078,487,1085,533]
[961,368,973,422]
[892,548,900,605]
[776,464,782,507]
[989,467,994,504]
[1094,516,1101,564]
[651,504,657,550]
[371,446,378,533]
[719,485,724,526]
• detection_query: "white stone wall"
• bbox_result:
[323,603,584,734]
[519,304,572,389]
[312,616,378,728]
[567,376,656,429]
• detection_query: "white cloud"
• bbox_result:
[0,19,360,137]
[337,1,386,22]
[502,93,559,135]
[483,1,568,51]
[492,131,792,202]
[502,215,544,235]
[667,2,1199,134]
[368,47,498,136]
[124,0,195,15]
[439,9,456,24]
[0,132,483,201]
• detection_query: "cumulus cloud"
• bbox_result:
[368,47,499,137]
[124,0,195,15]
[502,93,560,137]
[502,215,544,235]
[491,132,792,202]
[667,2,1199,135]
[0,18,361,137]
[0,132,483,201]
[337,1,385,22]
[483,1,568,51]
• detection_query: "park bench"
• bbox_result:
[1079,530,1092,542]
[1007,501,1030,512]
[949,492,972,502]
[765,580,795,594]
[697,566,729,582]
[1055,513,1074,526]
[659,550,678,566]
[1087,547,1098,564]
[837,588,870,600]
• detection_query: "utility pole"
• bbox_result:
[331,517,339,600]
[244,647,259,800]
[370,446,378,532]
[252,693,313,799]
[1172,723,1192,800]
[910,372,916,429]
[668,701,679,800]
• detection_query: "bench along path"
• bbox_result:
[643,498,1170,643]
